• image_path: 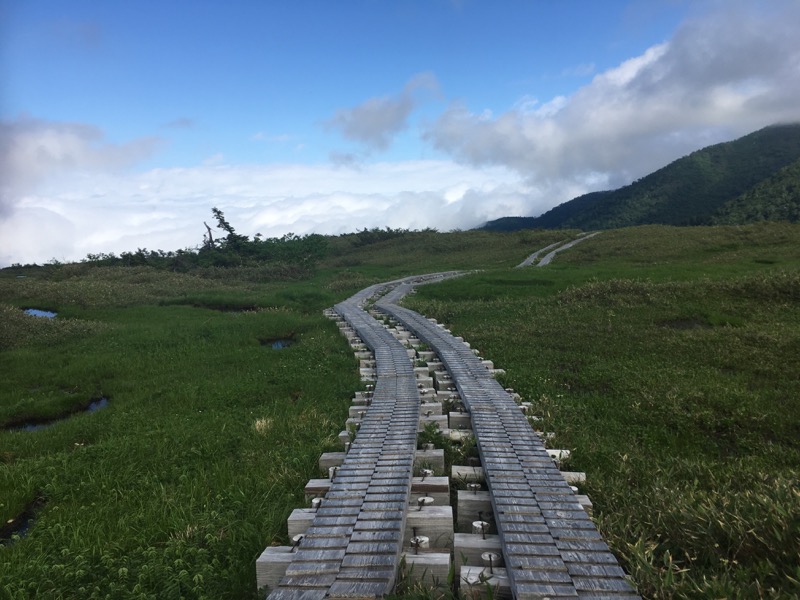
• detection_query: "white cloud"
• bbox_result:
[425,1,800,191]
[0,116,161,214]
[0,158,531,266]
[326,72,440,151]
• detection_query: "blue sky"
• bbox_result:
[2,0,799,265]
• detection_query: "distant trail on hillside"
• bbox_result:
[537,231,601,266]
[515,240,566,267]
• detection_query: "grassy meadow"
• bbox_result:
[0,229,562,599]
[1,223,799,598]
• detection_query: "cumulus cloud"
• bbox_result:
[426,2,800,190]
[327,72,440,151]
[0,158,527,266]
[0,116,161,197]
[0,116,161,230]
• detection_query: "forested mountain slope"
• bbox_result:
[483,123,800,231]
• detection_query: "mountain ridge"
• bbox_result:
[482,123,800,231]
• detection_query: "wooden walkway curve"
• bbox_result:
[378,281,639,599]
[265,273,639,599]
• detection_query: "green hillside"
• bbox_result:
[483,123,800,231]
[711,157,800,224]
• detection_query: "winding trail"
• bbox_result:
[266,270,638,599]
[517,232,601,268]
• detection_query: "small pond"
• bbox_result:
[0,498,45,546]
[24,309,57,318]
[11,397,109,432]
[259,337,295,349]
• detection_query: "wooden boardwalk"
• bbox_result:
[378,282,639,599]
[267,281,422,599]
[264,274,639,599]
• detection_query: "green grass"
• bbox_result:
[2,223,799,598]
[1,270,362,598]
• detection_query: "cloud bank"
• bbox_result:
[0,159,528,266]
[0,116,160,207]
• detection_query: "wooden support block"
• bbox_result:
[454,533,502,567]
[402,552,451,588]
[404,505,454,549]
[481,360,494,370]
[418,401,443,415]
[414,449,445,475]
[338,430,351,447]
[418,415,448,431]
[437,391,459,402]
[417,351,436,361]
[418,388,437,400]
[451,465,485,483]
[457,490,493,533]
[319,452,346,471]
[577,494,593,516]
[449,430,473,444]
[348,405,371,418]
[287,508,315,537]
[432,371,451,386]
[448,412,472,430]
[427,361,445,373]
[304,478,330,501]
[562,471,586,484]
[434,378,456,392]
[411,476,450,506]
[546,449,571,464]
[459,566,511,600]
[255,546,294,593]
[414,366,430,378]
[416,376,434,389]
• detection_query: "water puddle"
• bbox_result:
[259,337,295,349]
[0,497,45,546]
[8,397,109,432]
[23,309,57,318]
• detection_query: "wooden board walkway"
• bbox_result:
[265,273,639,599]
[377,280,640,599]
[267,280,423,599]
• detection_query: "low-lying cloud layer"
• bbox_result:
[0,159,529,265]
[2,2,799,266]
